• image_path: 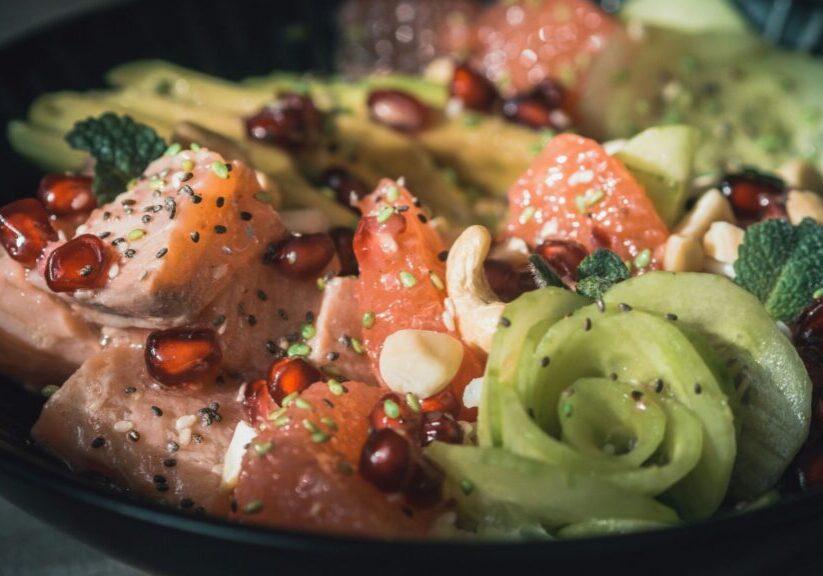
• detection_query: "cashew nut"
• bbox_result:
[379,329,464,399]
[703,221,744,263]
[777,159,823,194]
[674,188,735,240]
[446,225,505,353]
[786,190,823,225]
[663,234,704,272]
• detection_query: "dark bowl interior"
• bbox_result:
[2,1,823,574]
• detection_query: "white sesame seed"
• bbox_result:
[107,263,120,279]
[114,420,134,433]
[178,427,192,447]
[176,415,197,430]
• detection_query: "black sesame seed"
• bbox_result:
[618,303,632,312]
[163,458,177,468]
[216,196,225,208]
[326,351,340,361]
[127,430,140,442]
[247,315,257,326]
[167,441,180,452]
[694,383,703,395]
[180,498,195,509]
[156,483,170,493]
[277,308,288,320]
[322,398,335,409]
[153,474,167,484]
[631,390,644,401]
[192,433,204,444]
[103,211,112,220]
[213,315,226,327]
[214,225,227,234]
[180,184,194,195]
[499,317,512,328]
[156,247,168,259]
[240,211,252,221]
[165,197,177,219]
[150,204,163,213]
[180,172,193,182]
[124,249,136,258]
[437,250,449,262]
[98,231,111,240]
[654,379,664,393]
[256,290,268,301]
[396,205,410,213]
[305,311,314,323]
[112,237,126,246]
[417,213,429,224]
[665,313,679,321]
[609,373,618,381]
[540,356,551,368]
[265,340,277,354]
[209,401,220,411]
[124,386,137,394]
[151,406,163,417]
[121,199,136,206]
[191,194,203,204]
[596,299,606,313]
[190,231,200,243]
[91,437,105,449]
[584,318,592,331]
[142,214,153,224]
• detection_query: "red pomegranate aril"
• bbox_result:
[145,327,222,386]
[421,411,464,446]
[484,259,536,303]
[421,389,460,418]
[403,460,444,509]
[534,79,567,110]
[321,167,370,210]
[244,378,278,423]
[329,227,359,277]
[37,174,97,216]
[792,299,823,391]
[244,92,322,149]
[266,233,336,279]
[360,428,414,492]
[450,63,498,112]
[535,239,589,283]
[267,357,324,404]
[45,234,110,293]
[501,82,571,131]
[369,393,421,436]
[0,198,58,266]
[367,89,430,133]
[720,170,786,224]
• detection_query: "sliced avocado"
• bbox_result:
[622,0,752,34]
[425,443,679,529]
[579,26,823,176]
[604,272,812,500]
[616,125,698,227]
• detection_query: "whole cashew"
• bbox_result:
[446,225,505,353]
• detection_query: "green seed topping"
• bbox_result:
[814,287,823,300]
[362,311,376,329]
[385,185,400,202]
[127,229,146,241]
[301,323,316,340]
[429,272,445,290]
[337,460,354,475]
[181,159,195,172]
[634,249,652,269]
[287,343,311,357]
[302,419,320,433]
[383,398,401,419]
[253,441,273,456]
[254,191,272,203]
[562,402,574,417]
[164,142,182,156]
[295,398,313,411]
[210,161,230,179]
[321,416,338,431]
[399,271,417,288]
[351,338,365,354]
[376,205,394,223]
[281,391,299,407]
[149,176,165,191]
[243,500,264,514]
[460,479,475,496]
[274,415,291,428]
[518,206,536,225]
[311,431,330,443]
[328,379,347,395]
[268,407,288,421]
[41,384,59,398]
[316,277,327,291]
[189,143,201,151]
[405,393,421,413]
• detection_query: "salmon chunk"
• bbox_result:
[32,347,242,515]
[0,252,99,389]
[34,149,288,329]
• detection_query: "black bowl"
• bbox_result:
[2,1,823,574]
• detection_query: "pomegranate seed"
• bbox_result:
[267,357,324,404]
[145,327,222,386]
[37,174,96,216]
[0,198,57,266]
[329,227,359,276]
[244,378,278,423]
[534,239,589,284]
[359,428,414,492]
[501,81,571,131]
[720,170,786,225]
[483,259,536,303]
[265,233,336,279]
[320,167,370,211]
[244,92,323,149]
[403,460,444,509]
[792,299,823,391]
[421,411,464,446]
[45,234,110,292]
[449,63,498,112]
[367,89,430,133]
[421,389,460,418]
[369,393,421,436]
[534,79,567,110]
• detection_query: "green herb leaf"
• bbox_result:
[575,249,630,299]
[65,113,167,203]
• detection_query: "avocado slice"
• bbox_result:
[604,272,812,500]
[615,125,698,227]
